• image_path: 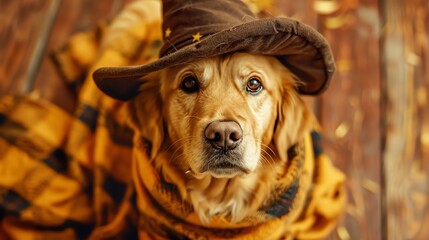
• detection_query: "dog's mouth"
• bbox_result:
[212,161,249,172]
[186,156,251,179]
[205,162,249,178]
[214,161,238,169]
[199,154,250,178]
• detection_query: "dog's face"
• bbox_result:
[160,53,286,178]
[128,53,310,178]
[128,52,312,222]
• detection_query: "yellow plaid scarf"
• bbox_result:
[0,2,346,239]
[131,129,345,239]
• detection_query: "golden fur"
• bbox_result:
[127,53,314,224]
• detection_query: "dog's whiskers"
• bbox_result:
[260,148,274,162]
[259,155,275,171]
[260,143,276,156]
[259,142,275,161]
[258,145,276,171]
[170,140,204,175]
[166,136,197,152]
[170,148,185,163]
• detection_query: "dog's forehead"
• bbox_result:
[171,54,278,74]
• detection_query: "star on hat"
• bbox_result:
[165,27,172,38]
[192,32,203,42]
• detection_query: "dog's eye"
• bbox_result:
[246,78,263,94]
[181,76,199,93]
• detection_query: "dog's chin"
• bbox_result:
[191,161,253,179]
[207,167,249,178]
[187,162,252,179]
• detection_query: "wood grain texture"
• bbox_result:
[316,0,382,239]
[0,0,134,111]
[381,0,429,239]
[0,0,54,95]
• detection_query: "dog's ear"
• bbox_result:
[273,74,314,162]
[127,72,164,159]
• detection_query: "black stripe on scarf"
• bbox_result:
[264,181,299,217]
[98,166,128,204]
[43,149,69,172]
[0,113,28,145]
[310,131,323,158]
[105,114,134,147]
[76,104,98,132]
[0,188,30,217]
[0,113,6,124]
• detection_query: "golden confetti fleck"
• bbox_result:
[324,14,353,29]
[336,59,352,72]
[406,52,421,66]
[361,179,379,193]
[314,0,340,15]
[346,205,358,218]
[335,122,349,139]
[337,225,351,240]
[243,0,276,13]
[421,130,429,147]
[417,87,427,106]
[192,32,203,42]
[165,27,172,38]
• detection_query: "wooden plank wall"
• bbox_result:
[0,0,428,239]
[381,0,429,239]
[0,0,55,95]
[275,0,382,238]
[0,0,133,112]
[317,0,382,239]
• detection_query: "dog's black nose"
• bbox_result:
[204,120,243,150]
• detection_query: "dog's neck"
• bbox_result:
[186,169,265,224]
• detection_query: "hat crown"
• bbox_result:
[160,0,256,56]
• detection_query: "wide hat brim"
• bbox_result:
[93,17,335,101]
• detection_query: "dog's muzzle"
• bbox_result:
[201,120,248,175]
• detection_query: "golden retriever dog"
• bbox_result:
[127,52,313,224]
[89,1,345,238]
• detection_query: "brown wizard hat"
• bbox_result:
[93,0,336,101]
